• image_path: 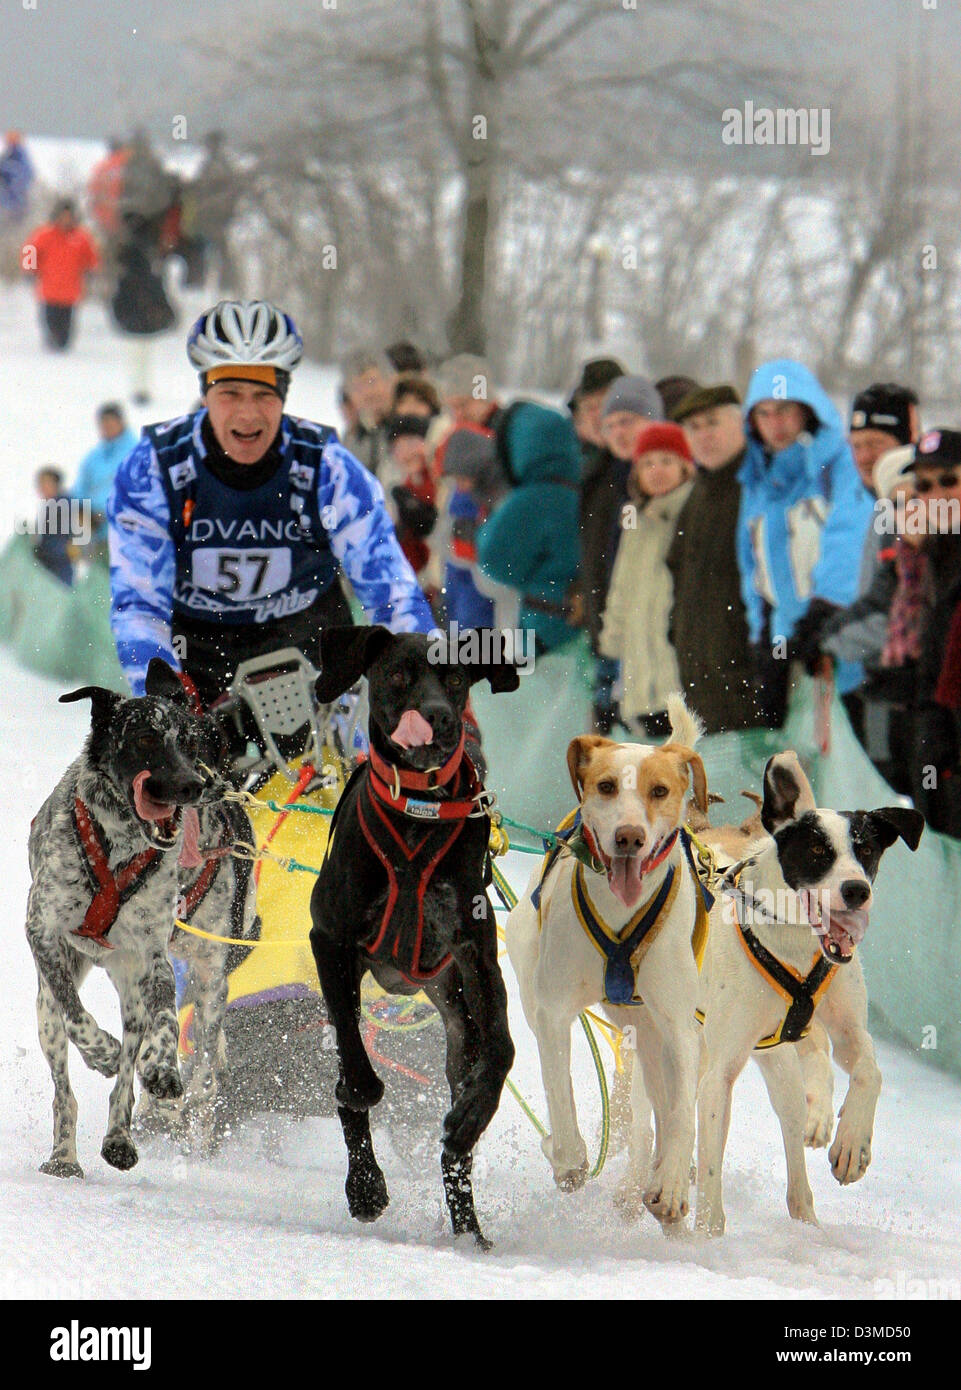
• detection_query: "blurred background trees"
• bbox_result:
[7,0,959,407]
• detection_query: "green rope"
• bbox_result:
[499,814,559,848]
[489,862,611,1179]
[578,1013,611,1178]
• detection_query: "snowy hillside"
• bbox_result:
[1,283,960,1310]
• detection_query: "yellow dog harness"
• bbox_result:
[696,874,839,1048]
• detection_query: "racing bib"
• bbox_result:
[191,547,292,603]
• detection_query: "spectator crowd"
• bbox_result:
[336,345,961,843]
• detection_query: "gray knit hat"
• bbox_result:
[438,353,495,402]
[600,374,664,422]
[439,426,505,503]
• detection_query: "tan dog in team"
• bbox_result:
[506,697,708,1226]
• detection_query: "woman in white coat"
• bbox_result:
[600,423,695,737]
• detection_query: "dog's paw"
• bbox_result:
[345,1162,389,1222]
[554,1162,589,1194]
[140,1061,184,1101]
[335,1070,384,1112]
[454,1226,493,1252]
[643,1169,690,1226]
[101,1132,138,1171]
[829,1125,872,1185]
[787,1188,819,1225]
[40,1157,84,1180]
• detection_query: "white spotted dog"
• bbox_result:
[25,659,224,1178]
[506,696,712,1227]
[695,752,924,1236]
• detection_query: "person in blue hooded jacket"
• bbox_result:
[737,358,874,725]
[476,402,581,654]
[72,403,138,551]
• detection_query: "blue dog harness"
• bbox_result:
[532,815,715,1006]
[572,861,680,1005]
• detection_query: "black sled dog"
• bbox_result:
[310,626,519,1247]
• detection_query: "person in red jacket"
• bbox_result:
[23,198,100,351]
[87,139,130,242]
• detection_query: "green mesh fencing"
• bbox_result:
[0,535,127,690]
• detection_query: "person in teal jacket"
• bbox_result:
[71,403,138,546]
[738,358,875,723]
[476,401,581,653]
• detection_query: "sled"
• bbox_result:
[174,652,448,1129]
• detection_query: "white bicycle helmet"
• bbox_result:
[187,300,303,375]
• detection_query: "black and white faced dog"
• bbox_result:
[309,626,520,1248]
[696,751,924,1235]
[25,658,221,1179]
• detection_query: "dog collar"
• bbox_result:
[575,823,679,877]
[369,726,466,796]
[367,729,492,820]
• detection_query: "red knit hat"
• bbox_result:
[633,422,694,464]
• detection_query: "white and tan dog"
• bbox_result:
[506,697,709,1225]
[695,751,924,1235]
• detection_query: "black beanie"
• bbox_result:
[850,383,917,446]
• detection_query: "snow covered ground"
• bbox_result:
[1,282,960,1305]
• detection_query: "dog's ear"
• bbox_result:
[59,684,123,733]
[662,743,708,815]
[144,657,188,704]
[566,734,616,800]
[463,629,522,693]
[867,806,925,853]
[315,625,393,703]
[761,751,816,833]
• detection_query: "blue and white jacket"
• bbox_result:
[107,410,434,694]
[738,360,874,692]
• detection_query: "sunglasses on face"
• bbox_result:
[915,472,960,493]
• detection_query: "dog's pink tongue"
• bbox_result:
[391,709,434,749]
[608,855,645,909]
[829,907,869,955]
[132,769,174,821]
[178,807,203,869]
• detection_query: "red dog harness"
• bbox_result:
[354,732,490,981]
[70,797,164,948]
